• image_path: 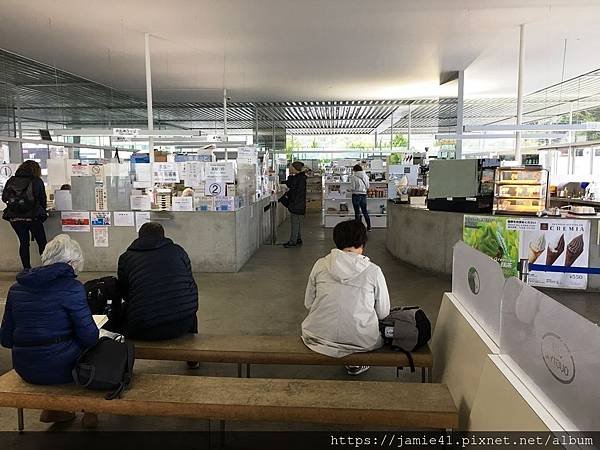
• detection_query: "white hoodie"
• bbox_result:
[301,249,391,358]
[350,171,370,194]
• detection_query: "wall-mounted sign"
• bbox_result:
[112,128,140,137]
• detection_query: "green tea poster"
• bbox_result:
[463,215,520,278]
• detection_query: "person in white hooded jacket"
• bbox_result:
[301,220,390,375]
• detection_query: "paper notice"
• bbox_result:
[135,211,151,232]
[171,197,194,211]
[90,164,105,182]
[54,190,73,211]
[130,195,152,210]
[135,163,152,182]
[93,227,109,247]
[61,211,91,232]
[113,211,135,227]
[153,162,180,183]
[95,186,108,211]
[71,163,90,177]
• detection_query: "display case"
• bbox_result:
[493,166,549,215]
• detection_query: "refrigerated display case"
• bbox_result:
[493,166,549,215]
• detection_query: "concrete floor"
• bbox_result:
[0,213,597,433]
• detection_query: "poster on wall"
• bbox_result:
[463,215,520,278]
[91,211,111,227]
[113,211,135,227]
[95,186,107,211]
[206,161,235,183]
[93,227,109,247]
[61,211,91,232]
[135,211,151,232]
[153,162,180,183]
[509,218,591,290]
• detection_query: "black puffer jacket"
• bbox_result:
[282,172,307,215]
[117,236,198,337]
[2,172,47,221]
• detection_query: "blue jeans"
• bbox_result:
[352,194,371,229]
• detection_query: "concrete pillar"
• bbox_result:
[515,24,526,164]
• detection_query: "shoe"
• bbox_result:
[81,412,98,429]
[283,242,297,248]
[39,410,76,423]
[296,239,303,245]
[186,361,200,369]
[345,365,370,376]
[367,228,372,232]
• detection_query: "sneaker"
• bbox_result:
[186,361,200,369]
[345,365,370,376]
[39,410,76,423]
[296,239,303,245]
[367,228,372,232]
[283,242,297,248]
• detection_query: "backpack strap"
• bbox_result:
[402,350,416,373]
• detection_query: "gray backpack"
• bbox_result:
[379,306,432,371]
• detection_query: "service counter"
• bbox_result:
[0,197,287,273]
[386,201,600,291]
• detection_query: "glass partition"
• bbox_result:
[452,241,504,346]
[500,277,600,431]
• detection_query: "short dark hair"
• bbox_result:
[333,220,367,250]
[138,222,165,238]
[353,164,363,172]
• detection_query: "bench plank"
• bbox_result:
[0,370,456,429]
[133,334,433,368]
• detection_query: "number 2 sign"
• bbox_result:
[205,182,225,196]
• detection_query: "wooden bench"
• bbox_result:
[0,370,457,432]
[133,334,434,382]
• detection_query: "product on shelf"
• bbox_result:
[493,166,548,215]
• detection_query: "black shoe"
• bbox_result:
[367,228,372,232]
[283,242,297,248]
[296,239,303,245]
[186,361,200,369]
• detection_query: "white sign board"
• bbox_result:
[172,197,194,212]
[153,162,180,183]
[205,181,226,196]
[206,161,235,183]
[112,128,140,137]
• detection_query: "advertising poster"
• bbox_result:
[509,218,590,290]
[463,215,520,278]
[61,211,91,232]
[91,211,111,227]
[93,227,109,247]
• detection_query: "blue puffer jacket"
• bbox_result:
[0,263,99,385]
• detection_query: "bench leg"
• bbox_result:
[17,408,24,433]
[237,363,242,378]
[428,367,433,383]
[421,367,426,383]
[246,364,251,378]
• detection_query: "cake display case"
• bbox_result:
[493,166,549,215]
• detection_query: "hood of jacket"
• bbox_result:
[127,236,174,252]
[354,171,369,184]
[324,249,370,283]
[16,262,76,287]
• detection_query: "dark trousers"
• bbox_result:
[10,220,47,269]
[352,194,371,229]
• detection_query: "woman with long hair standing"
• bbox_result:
[2,160,48,269]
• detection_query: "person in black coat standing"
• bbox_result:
[2,160,48,269]
[281,161,307,248]
[117,222,198,342]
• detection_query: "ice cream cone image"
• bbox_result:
[546,234,565,266]
[565,234,584,267]
[528,234,545,263]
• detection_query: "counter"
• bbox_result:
[386,202,600,291]
[0,197,287,273]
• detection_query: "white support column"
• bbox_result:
[515,24,526,164]
[455,70,465,160]
[390,115,394,152]
[144,33,155,166]
[224,88,228,161]
[407,103,412,151]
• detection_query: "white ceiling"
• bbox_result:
[1,0,599,103]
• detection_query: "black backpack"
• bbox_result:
[72,336,135,400]
[2,176,36,215]
[379,306,432,372]
[85,276,121,316]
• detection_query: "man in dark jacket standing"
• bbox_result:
[117,222,198,341]
[281,161,307,248]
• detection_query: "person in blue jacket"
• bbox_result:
[0,234,99,426]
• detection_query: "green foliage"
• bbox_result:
[389,153,402,165]
[392,134,408,148]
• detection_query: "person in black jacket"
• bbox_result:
[281,161,307,248]
[2,160,48,269]
[117,222,199,343]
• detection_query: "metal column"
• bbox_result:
[224,88,228,160]
[407,103,412,151]
[144,33,155,170]
[455,70,465,160]
[515,24,526,164]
